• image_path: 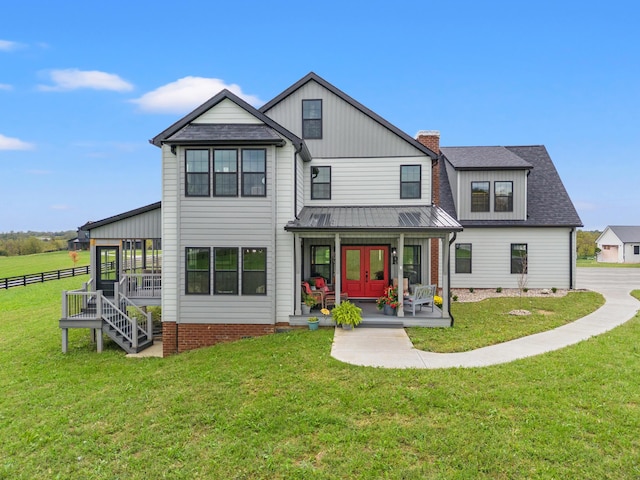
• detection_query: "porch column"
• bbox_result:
[334,233,341,305]
[441,234,450,318]
[294,233,302,315]
[397,233,405,318]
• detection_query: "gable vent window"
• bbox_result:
[302,99,322,139]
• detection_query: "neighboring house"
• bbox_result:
[67,228,90,251]
[60,72,582,356]
[439,145,583,289]
[596,226,640,263]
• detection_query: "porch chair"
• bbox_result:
[301,282,324,307]
[403,284,436,316]
[324,291,348,309]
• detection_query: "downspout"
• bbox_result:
[448,232,457,326]
[569,228,574,290]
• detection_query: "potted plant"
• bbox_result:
[376,286,399,316]
[331,300,362,330]
[302,293,317,314]
[307,316,319,331]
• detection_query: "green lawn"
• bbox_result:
[1,280,639,478]
[577,258,640,268]
[0,250,89,278]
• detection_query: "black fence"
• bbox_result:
[0,265,90,290]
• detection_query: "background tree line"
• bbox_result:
[576,230,601,259]
[0,231,75,256]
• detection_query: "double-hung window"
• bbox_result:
[634,245,640,255]
[311,166,331,199]
[213,150,238,196]
[495,181,513,212]
[242,149,266,197]
[511,243,528,274]
[185,247,210,294]
[455,243,472,274]
[311,245,331,280]
[243,248,267,295]
[214,247,238,294]
[400,165,421,199]
[403,245,421,283]
[185,150,210,196]
[471,181,490,212]
[302,99,322,139]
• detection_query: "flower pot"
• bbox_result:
[308,320,319,331]
[383,304,397,316]
[302,304,311,315]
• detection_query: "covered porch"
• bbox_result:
[285,205,462,327]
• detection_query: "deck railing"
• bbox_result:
[61,281,98,319]
[119,273,161,298]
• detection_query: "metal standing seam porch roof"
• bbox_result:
[284,205,462,232]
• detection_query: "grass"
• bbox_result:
[1,280,639,478]
[0,250,89,277]
[407,291,604,352]
[577,258,640,268]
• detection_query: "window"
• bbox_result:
[185,150,209,196]
[635,245,640,255]
[213,150,238,196]
[495,181,513,212]
[213,247,238,295]
[400,165,421,199]
[243,248,266,295]
[455,244,472,274]
[311,245,331,280]
[242,149,266,197]
[511,244,528,274]
[302,99,322,139]
[403,245,422,284]
[471,181,490,212]
[311,166,331,199]
[186,248,210,294]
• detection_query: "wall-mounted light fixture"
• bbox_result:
[391,247,398,264]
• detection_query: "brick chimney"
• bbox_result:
[416,130,441,287]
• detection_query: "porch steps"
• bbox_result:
[359,320,404,329]
[102,313,153,354]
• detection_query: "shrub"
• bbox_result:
[452,295,458,302]
[331,301,363,327]
[552,287,557,293]
[496,287,502,293]
[469,287,474,293]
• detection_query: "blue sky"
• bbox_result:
[1,0,638,232]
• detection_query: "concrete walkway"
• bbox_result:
[331,268,640,369]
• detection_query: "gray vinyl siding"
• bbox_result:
[89,209,161,239]
[450,227,575,289]
[457,170,527,221]
[264,80,425,159]
[192,98,262,124]
[162,145,180,323]
[305,156,431,206]
[624,243,640,263]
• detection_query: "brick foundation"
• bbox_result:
[162,322,275,356]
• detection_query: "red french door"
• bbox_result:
[341,246,388,298]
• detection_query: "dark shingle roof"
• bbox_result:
[285,206,462,232]
[440,146,532,169]
[607,226,640,243]
[440,145,582,228]
[166,124,285,146]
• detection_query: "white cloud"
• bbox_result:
[130,76,262,114]
[0,40,22,51]
[0,134,34,151]
[0,84,12,91]
[38,68,133,92]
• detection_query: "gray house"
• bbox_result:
[596,226,640,263]
[60,72,582,356]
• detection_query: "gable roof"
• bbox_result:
[260,72,438,160]
[165,124,286,146]
[81,201,161,231]
[603,226,640,243]
[439,145,582,228]
[150,89,311,160]
[440,146,532,170]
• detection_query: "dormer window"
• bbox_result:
[495,181,513,212]
[302,99,322,139]
[471,181,490,212]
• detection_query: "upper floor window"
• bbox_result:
[302,99,322,139]
[311,166,331,199]
[185,247,210,294]
[634,245,640,255]
[471,181,490,212]
[455,243,472,274]
[242,149,266,197]
[214,247,238,295]
[185,150,210,197]
[400,165,421,199]
[213,150,238,196]
[403,245,422,284]
[495,181,513,212]
[511,243,528,274]
[311,245,331,280]
[243,248,267,295]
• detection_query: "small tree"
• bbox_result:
[69,250,80,267]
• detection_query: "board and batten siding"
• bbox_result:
[263,80,426,159]
[89,208,161,240]
[454,170,527,221]
[191,98,263,124]
[450,227,576,289]
[162,144,180,324]
[304,156,431,206]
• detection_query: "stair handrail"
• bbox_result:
[101,295,138,348]
[118,293,153,341]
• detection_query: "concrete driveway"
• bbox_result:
[331,268,640,369]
